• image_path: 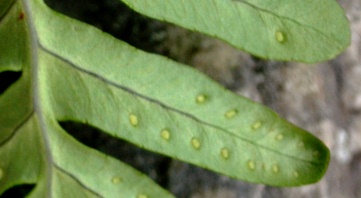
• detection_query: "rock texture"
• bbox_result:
[45,0,361,197]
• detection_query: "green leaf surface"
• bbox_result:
[121,0,351,63]
[1,0,330,197]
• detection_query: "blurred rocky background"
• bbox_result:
[44,0,361,197]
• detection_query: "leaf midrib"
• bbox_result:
[23,0,53,196]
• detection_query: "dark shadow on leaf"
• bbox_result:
[0,184,35,198]
[44,0,167,54]
[58,121,172,189]
[0,71,22,95]
[43,0,208,68]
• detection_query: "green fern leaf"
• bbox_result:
[0,0,330,197]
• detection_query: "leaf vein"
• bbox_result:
[233,0,343,45]
[0,111,34,147]
[0,0,15,23]
[53,164,102,197]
